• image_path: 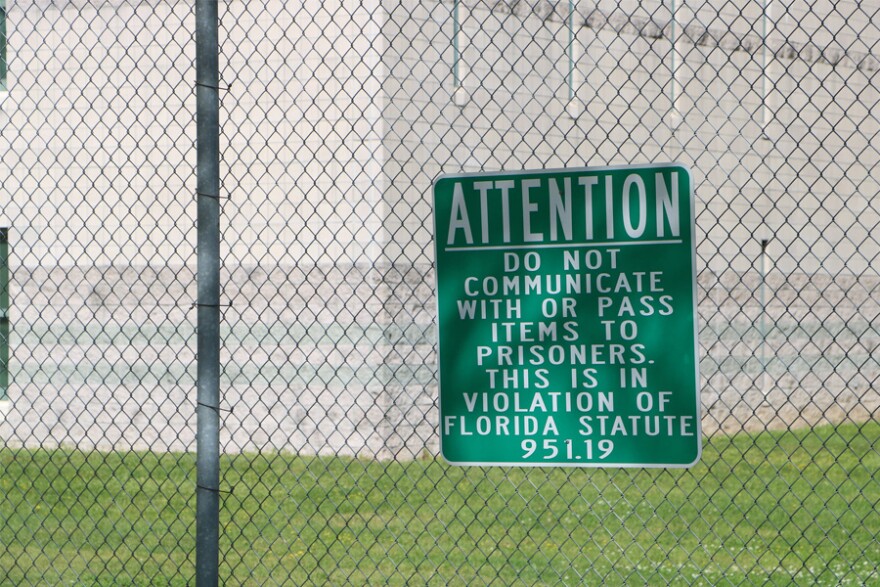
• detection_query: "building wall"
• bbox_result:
[222,0,390,268]
[383,0,880,275]
[1,1,195,267]
[5,0,877,272]
[381,0,880,442]
[1,0,877,456]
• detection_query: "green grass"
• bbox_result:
[2,421,879,586]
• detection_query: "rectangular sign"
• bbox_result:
[433,164,701,467]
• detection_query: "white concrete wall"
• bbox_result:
[384,0,880,275]
[4,0,877,273]
[1,1,196,268]
[1,0,877,456]
[221,0,390,269]
[380,0,880,439]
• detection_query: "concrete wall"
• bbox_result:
[378,0,880,441]
[384,0,880,275]
[1,0,196,267]
[1,0,878,457]
[222,0,390,268]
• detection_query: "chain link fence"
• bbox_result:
[1,0,878,584]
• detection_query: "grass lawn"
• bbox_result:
[1,420,878,586]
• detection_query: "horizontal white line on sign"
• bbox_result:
[445,239,683,252]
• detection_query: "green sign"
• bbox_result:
[433,164,701,467]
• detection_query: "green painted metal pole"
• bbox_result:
[195,0,221,585]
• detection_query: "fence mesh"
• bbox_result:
[1,0,878,585]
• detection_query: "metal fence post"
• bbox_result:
[0,227,8,403]
[195,0,221,585]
